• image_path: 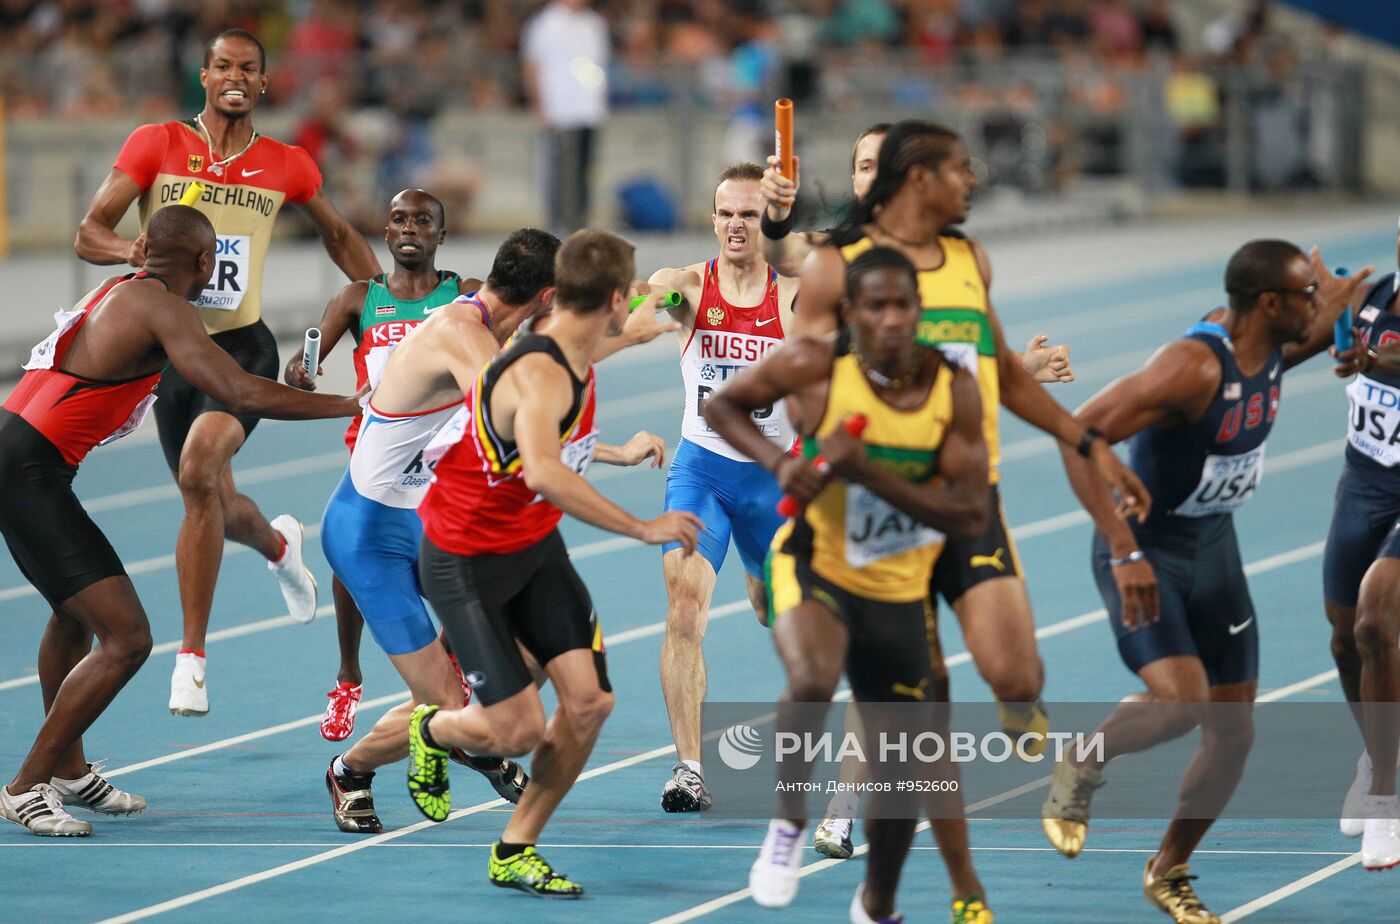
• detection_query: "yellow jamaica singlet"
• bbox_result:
[839,233,1000,482]
[769,336,957,603]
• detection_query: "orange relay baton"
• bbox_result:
[775,98,794,180]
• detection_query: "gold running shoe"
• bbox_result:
[1143,857,1221,924]
[1040,756,1104,858]
[998,699,1050,760]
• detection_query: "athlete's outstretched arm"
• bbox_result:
[824,364,989,538]
[75,169,146,266]
[1283,248,1373,370]
[1058,340,1220,628]
[148,294,361,420]
[301,189,383,282]
[703,335,836,504]
[592,287,681,363]
[594,431,666,467]
[791,246,845,338]
[506,356,701,551]
[284,280,367,390]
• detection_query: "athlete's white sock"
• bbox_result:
[827,791,859,820]
[682,759,704,777]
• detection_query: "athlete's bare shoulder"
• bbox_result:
[649,262,704,300]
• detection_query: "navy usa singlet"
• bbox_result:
[1093,321,1281,684]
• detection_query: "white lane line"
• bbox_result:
[652,666,1345,924]
[1,842,1352,855]
[95,537,1332,921]
[94,744,683,924]
[1219,855,1363,922]
[95,600,751,780]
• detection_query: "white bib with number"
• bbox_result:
[23,306,85,371]
[1346,376,1400,468]
[96,390,158,448]
[844,484,944,568]
[196,234,251,311]
[1172,446,1266,517]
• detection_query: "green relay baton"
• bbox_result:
[630,290,683,312]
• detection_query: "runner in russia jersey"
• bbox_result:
[680,257,795,457]
[642,164,801,815]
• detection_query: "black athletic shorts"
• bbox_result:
[0,410,126,607]
[767,545,942,704]
[1323,464,1400,608]
[155,319,279,472]
[1092,515,1258,686]
[418,529,610,707]
[930,484,1024,607]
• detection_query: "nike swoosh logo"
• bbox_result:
[423,304,441,314]
[193,676,206,688]
[1228,617,1254,635]
[756,317,778,328]
[241,168,264,177]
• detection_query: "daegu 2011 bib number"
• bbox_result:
[1171,446,1266,517]
[1347,375,1400,468]
[196,234,251,311]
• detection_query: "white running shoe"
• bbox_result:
[1342,749,1371,838]
[169,651,208,716]
[50,761,146,815]
[850,884,903,923]
[0,783,91,836]
[750,819,804,908]
[269,514,318,624]
[1361,795,1400,870]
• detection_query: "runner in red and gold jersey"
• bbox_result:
[74,29,381,718]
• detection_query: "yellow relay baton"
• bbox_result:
[178,181,207,206]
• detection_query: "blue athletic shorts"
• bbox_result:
[663,438,785,577]
[1092,516,1258,686]
[321,471,437,656]
[1323,464,1400,608]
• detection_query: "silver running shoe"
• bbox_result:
[50,761,146,814]
[661,762,712,812]
[1,783,92,837]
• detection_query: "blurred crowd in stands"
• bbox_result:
[0,0,1365,232]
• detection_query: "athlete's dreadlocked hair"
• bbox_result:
[846,120,963,229]
[1223,239,1307,312]
[845,246,918,301]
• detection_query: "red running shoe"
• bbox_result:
[320,683,363,741]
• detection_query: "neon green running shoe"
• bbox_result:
[488,843,584,898]
[406,704,450,822]
[951,894,993,924]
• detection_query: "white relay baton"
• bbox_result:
[302,328,321,383]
